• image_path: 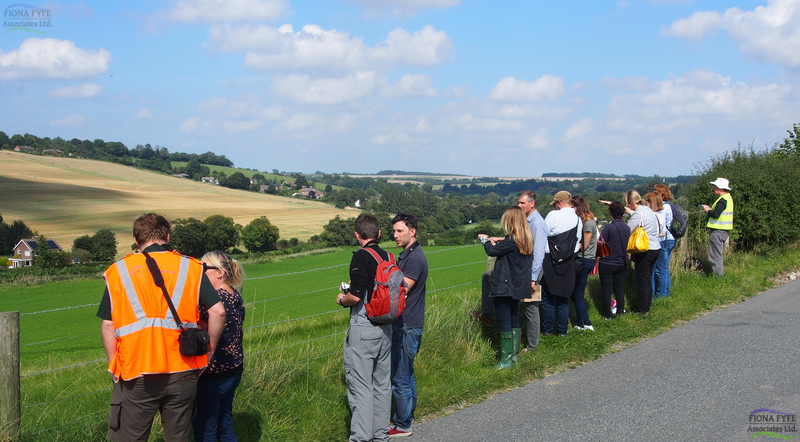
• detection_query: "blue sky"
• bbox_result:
[2,0,798,177]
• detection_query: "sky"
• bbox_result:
[1,0,799,177]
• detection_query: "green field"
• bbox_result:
[4,237,799,441]
[0,244,487,441]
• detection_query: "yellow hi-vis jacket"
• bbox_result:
[707,193,734,231]
[103,250,207,380]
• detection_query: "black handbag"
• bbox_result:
[143,252,210,356]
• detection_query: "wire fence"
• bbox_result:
[6,245,485,438]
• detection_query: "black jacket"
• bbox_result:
[483,234,533,300]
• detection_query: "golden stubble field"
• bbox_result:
[0,151,351,256]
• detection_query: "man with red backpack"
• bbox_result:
[336,214,394,441]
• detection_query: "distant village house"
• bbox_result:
[9,238,63,268]
[13,145,34,153]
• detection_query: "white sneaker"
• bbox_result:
[583,325,595,331]
[574,325,585,330]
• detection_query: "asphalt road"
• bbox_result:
[412,278,800,442]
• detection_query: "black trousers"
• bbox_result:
[632,250,659,313]
[598,262,626,317]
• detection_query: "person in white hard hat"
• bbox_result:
[702,178,733,276]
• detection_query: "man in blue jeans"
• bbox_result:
[389,213,428,437]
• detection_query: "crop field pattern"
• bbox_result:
[0,244,487,440]
[0,150,350,255]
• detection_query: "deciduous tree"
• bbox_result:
[241,216,280,252]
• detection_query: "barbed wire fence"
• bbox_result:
[1,245,485,439]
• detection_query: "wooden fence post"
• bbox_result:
[0,311,21,441]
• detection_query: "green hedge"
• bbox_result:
[690,144,800,251]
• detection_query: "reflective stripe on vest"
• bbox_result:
[104,251,206,380]
[707,193,734,230]
[113,255,196,338]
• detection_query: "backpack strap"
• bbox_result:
[363,246,392,264]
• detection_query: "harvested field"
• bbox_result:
[0,151,349,256]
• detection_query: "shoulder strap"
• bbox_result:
[142,251,184,328]
[363,246,392,264]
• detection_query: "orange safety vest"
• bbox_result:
[103,250,207,380]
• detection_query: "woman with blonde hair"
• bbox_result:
[653,184,675,298]
[625,190,661,314]
[194,250,246,442]
[478,206,533,369]
[570,195,596,331]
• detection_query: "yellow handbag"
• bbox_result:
[627,217,649,253]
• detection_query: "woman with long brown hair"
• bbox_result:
[478,206,533,369]
[570,195,596,331]
[653,184,676,298]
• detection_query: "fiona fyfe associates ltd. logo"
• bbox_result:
[749,409,798,439]
[3,3,52,34]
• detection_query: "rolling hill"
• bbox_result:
[0,150,351,256]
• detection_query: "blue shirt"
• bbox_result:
[528,209,548,282]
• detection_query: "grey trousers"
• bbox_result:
[708,229,729,276]
[343,324,392,442]
[521,301,540,350]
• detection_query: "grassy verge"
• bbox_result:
[236,246,799,440]
[10,245,799,441]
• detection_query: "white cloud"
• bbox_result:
[454,114,524,132]
[134,108,153,119]
[272,113,357,139]
[48,83,102,98]
[350,0,459,16]
[372,26,453,67]
[180,117,201,133]
[489,76,566,102]
[371,133,414,145]
[50,114,88,127]
[609,69,791,120]
[381,74,437,98]
[223,120,264,133]
[0,38,111,80]
[562,118,595,142]
[664,0,800,67]
[661,11,721,40]
[272,72,379,104]
[166,0,287,22]
[208,23,451,73]
[198,97,230,110]
[526,128,550,150]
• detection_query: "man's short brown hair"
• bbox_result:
[354,213,380,241]
[133,213,171,245]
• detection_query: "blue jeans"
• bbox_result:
[493,296,520,333]
[653,239,675,298]
[193,370,243,442]
[571,258,594,327]
[391,324,423,431]
[541,286,569,335]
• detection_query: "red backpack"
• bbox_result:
[362,248,407,324]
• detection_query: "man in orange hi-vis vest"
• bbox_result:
[97,213,225,441]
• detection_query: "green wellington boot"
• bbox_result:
[511,328,521,363]
[494,331,514,369]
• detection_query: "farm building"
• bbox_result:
[9,238,63,268]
